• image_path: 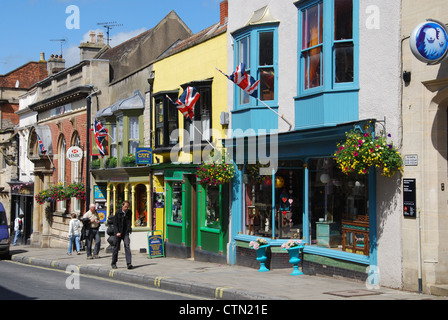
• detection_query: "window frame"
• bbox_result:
[232,23,279,110]
[297,0,359,97]
[154,92,179,150]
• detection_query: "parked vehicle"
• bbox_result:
[0,203,10,258]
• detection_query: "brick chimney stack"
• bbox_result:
[220,0,228,25]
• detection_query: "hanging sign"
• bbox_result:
[403,179,416,218]
[136,147,153,165]
[410,19,448,64]
[66,146,83,162]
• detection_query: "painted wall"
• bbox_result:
[152,31,228,163]
[358,0,403,290]
[227,0,298,134]
[401,0,448,294]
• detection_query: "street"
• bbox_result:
[0,260,201,300]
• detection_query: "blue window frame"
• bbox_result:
[297,0,359,96]
[232,24,279,110]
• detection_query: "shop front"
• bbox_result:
[153,163,229,264]
[227,120,377,280]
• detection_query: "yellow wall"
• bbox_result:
[152,31,228,164]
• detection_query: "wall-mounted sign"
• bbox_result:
[404,154,418,166]
[66,146,83,162]
[136,147,153,165]
[410,19,448,64]
[403,179,416,218]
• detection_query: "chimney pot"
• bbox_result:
[89,30,96,43]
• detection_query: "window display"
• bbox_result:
[308,158,369,255]
[171,182,183,223]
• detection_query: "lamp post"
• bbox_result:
[86,88,100,209]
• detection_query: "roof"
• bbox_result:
[157,21,227,61]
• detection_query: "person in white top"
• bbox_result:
[13,214,24,246]
[68,213,82,255]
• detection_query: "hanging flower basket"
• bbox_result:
[196,151,236,186]
[35,183,68,204]
[65,182,86,200]
[334,128,403,177]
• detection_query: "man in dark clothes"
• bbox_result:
[111,201,133,269]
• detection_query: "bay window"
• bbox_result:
[298,0,357,94]
[233,25,278,108]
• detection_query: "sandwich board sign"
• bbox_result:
[147,230,165,258]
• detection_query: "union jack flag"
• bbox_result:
[167,87,199,121]
[37,133,47,155]
[228,63,260,98]
[94,119,108,156]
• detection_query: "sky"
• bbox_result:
[0,0,222,75]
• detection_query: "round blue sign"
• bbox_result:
[410,20,448,64]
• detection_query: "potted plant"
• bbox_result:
[122,154,136,167]
[91,158,100,169]
[105,156,117,168]
[196,151,236,186]
[249,237,270,272]
[334,127,403,177]
[281,239,304,276]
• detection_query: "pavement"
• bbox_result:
[6,245,448,300]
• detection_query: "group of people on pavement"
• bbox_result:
[67,201,133,269]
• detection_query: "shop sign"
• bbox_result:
[147,230,164,258]
[66,146,83,162]
[403,179,416,218]
[410,19,448,64]
[136,147,153,165]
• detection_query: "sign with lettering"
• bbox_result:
[66,146,83,162]
[136,147,153,165]
[403,179,416,218]
[147,230,164,258]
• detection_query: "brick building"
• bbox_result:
[0,54,47,241]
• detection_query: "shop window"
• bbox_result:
[308,158,369,255]
[135,184,147,227]
[109,123,117,158]
[170,182,183,223]
[202,185,220,229]
[243,160,303,239]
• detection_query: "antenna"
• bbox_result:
[50,38,67,57]
[97,21,123,45]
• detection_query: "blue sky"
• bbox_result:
[0,0,222,75]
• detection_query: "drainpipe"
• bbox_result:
[86,88,100,209]
[417,208,422,293]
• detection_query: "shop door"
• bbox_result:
[189,176,197,259]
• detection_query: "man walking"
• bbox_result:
[83,204,101,259]
[111,201,133,269]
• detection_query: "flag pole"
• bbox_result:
[216,67,293,131]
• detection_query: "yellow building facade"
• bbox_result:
[150,23,229,262]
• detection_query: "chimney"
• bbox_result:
[47,54,66,75]
[89,30,96,43]
[79,31,107,61]
[39,52,46,62]
[220,0,228,25]
[97,32,104,45]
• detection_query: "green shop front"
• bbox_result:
[154,164,229,263]
[226,120,379,281]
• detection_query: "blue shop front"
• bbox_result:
[225,120,377,281]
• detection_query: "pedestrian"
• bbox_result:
[111,201,133,269]
[82,204,101,259]
[13,214,24,246]
[67,213,82,255]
